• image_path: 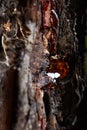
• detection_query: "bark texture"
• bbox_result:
[0,0,85,130]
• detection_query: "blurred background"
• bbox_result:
[71,0,87,130]
[71,0,87,78]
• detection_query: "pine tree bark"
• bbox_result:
[0,0,85,130]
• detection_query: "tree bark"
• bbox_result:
[0,0,85,130]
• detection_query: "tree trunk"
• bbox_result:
[0,0,85,130]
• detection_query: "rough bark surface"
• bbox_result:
[0,0,85,130]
